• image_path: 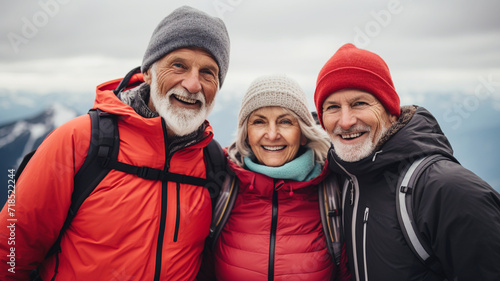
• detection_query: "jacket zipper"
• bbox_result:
[153,180,168,281]
[153,119,171,281]
[173,182,181,242]
[336,159,361,281]
[363,207,370,281]
[333,156,370,281]
[347,176,361,281]
[268,184,280,281]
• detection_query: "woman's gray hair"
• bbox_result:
[227,108,331,167]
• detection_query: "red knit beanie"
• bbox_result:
[314,43,400,128]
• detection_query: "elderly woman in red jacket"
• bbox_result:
[207,74,350,281]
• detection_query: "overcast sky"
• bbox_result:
[2,0,500,110]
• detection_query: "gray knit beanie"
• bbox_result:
[238,74,315,127]
[141,6,230,87]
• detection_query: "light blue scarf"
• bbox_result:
[244,148,322,182]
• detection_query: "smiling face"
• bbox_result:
[322,89,397,162]
[247,107,307,167]
[143,47,219,136]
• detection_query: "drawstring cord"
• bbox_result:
[274,181,294,196]
[372,150,383,162]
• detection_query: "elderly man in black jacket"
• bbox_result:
[314,43,500,281]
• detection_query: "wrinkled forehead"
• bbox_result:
[323,89,380,105]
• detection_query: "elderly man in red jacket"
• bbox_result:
[0,6,230,281]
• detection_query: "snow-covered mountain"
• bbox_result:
[0,103,79,204]
[0,103,78,162]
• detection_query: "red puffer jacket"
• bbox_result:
[214,158,343,281]
[0,73,213,280]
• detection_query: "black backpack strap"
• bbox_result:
[396,154,448,277]
[103,160,211,186]
[203,138,238,250]
[208,174,238,251]
[45,109,119,281]
[71,109,119,214]
[319,173,343,265]
[14,150,36,183]
[101,138,227,202]
[203,139,227,201]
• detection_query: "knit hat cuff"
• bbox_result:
[315,67,400,127]
[238,92,314,126]
[238,92,314,127]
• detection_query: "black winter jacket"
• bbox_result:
[328,106,500,281]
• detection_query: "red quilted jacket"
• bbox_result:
[214,158,350,280]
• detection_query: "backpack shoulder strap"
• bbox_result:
[35,109,119,281]
[203,138,226,202]
[71,109,119,214]
[46,109,119,257]
[396,154,448,276]
[319,173,343,265]
[14,150,36,183]
[208,174,238,251]
[100,138,227,192]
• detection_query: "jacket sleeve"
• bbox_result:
[0,115,91,280]
[415,160,500,280]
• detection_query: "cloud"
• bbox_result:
[1,0,499,102]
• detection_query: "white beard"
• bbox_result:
[149,69,215,136]
[330,124,389,162]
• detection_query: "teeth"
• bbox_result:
[341,133,362,139]
[174,94,197,104]
[263,145,285,151]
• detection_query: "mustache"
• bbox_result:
[333,124,371,135]
[167,87,206,105]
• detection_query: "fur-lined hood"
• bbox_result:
[374,105,417,151]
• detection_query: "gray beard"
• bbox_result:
[330,124,389,162]
[149,71,215,137]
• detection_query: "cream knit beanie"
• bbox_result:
[238,74,314,127]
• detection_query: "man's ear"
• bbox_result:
[143,68,152,85]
